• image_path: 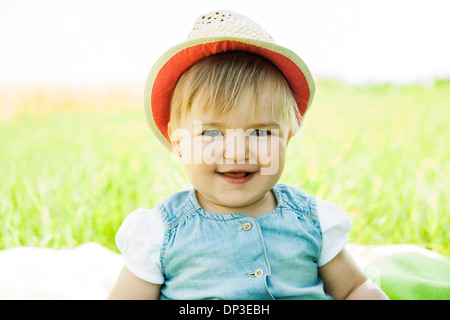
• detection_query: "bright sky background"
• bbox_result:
[1,0,449,84]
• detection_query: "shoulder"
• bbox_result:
[315,198,353,233]
[275,184,352,227]
[159,188,193,209]
[274,184,353,266]
[274,183,318,220]
[275,183,310,200]
[157,188,198,227]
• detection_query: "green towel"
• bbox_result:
[366,252,450,300]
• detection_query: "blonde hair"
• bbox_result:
[168,51,300,140]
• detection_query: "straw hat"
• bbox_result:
[144,9,315,149]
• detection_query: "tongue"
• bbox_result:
[223,172,247,178]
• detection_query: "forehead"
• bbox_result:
[188,83,282,123]
[188,108,280,131]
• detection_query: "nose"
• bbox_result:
[223,130,249,163]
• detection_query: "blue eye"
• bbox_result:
[250,129,270,136]
[202,129,223,137]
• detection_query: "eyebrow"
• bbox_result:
[200,121,280,128]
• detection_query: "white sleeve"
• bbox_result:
[115,207,165,284]
[316,198,353,267]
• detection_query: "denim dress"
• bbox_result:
[155,184,332,300]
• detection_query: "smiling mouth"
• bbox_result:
[222,172,251,178]
[217,171,256,184]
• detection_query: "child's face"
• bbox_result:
[171,89,289,216]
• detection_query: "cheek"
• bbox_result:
[183,162,217,188]
[180,137,225,165]
[255,137,286,176]
[179,137,204,164]
[181,139,218,180]
[254,137,285,162]
[202,139,225,165]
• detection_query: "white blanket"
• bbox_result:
[0,242,444,299]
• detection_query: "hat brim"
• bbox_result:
[144,37,315,150]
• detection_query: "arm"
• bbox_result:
[318,248,389,300]
[108,265,161,300]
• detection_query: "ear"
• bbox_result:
[169,129,183,158]
[167,123,179,157]
[171,139,182,158]
[286,131,293,145]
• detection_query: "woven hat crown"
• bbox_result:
[187,10,275,43]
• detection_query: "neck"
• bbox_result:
[195,189,277,218]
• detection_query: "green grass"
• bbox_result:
[1,79,449,257]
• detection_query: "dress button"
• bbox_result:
[254,268,264,277]
[242,222,252,231]
[246,268,264,278]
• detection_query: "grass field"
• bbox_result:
[1,79,449,257]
